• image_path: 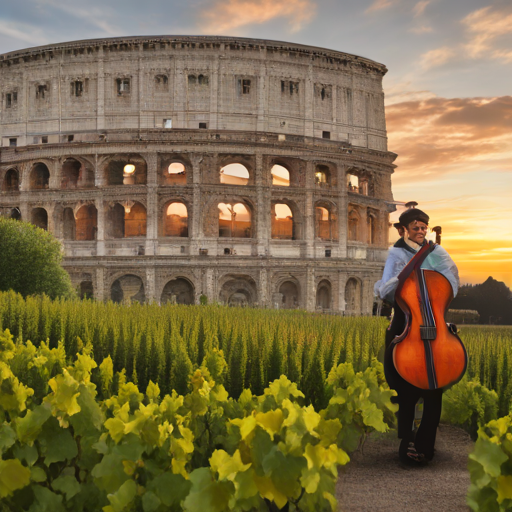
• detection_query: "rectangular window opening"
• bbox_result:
[6,93,11,108]
[116,78,131,95]
[41,136,48,144]
[36,85,47,100]
[68,134,74,142]
[163,119,172,129]
[242,79,251,94]
[325,249,331,257]
[199,122,207,129]
[72,81,83,97]
[9,138,17,148]
[322,131,331,139]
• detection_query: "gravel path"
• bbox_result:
[336,424,474,512]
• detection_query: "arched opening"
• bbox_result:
[315,204,338,241]
[2,169,19,192]
[111,275,145,304]
[271,165,290,186]
[79,281,94,299]
[31,208,48,230]
[10,208,21,220]
[345,278,361,315]
[30,163,50,190]
[125,202,147,237]
[164,202,188,237]
[109,203,125,238]
[164,162,187,185]
[348,209,360,242]
[367,213,377,245]
[161,278,195,305]
[62,208,76,240]
[61,159,81,189]
[76,205,98,241]
[315,165,330,187]
[218,202,252,238]
[347,174,359,193]
[279,281,299,309]
[316,280,332,310]
[219,276,257,306]
[272,203,293,239]
[105,157,147,186]
[220,164,249,185]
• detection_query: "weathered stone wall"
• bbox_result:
[0,36,396,314]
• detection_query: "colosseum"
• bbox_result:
[0,35,396,314]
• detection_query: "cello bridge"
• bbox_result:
[420,326,437,340]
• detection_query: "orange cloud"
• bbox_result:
[365,0,397,14]
[198,0,316,34]
[419,46,455,69]
[386,96,512,171]
[462,6,512,61]
[413,0,430,17]
[387,95,512,288]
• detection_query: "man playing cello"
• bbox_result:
[374,207,461,465]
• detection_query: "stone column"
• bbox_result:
[255,153,269,256]
[190,154,203,255]
[360,205,368,244]
[338,163,348,258]
[259,268,268,307]
[257,55,268,132]
[95,267,105,301]
[97,47,105,131]
[145,153,158,256]
[304,64,314,137]
[338,272,347,315]
[96,199,106,257]
[209,55,219,130]
[145,266,156,303]
[305,266,315,311]
[304,161,315,258]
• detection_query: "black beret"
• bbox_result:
[399,208,429,226]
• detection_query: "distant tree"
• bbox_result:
[451,277,512,325]
[0,218,75,299]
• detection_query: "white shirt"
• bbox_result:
[374,240,460,304]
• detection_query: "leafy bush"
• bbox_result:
[467,415,512,512]
[0,334,399,512]
[0,219,74,299]
[441,378,498,439]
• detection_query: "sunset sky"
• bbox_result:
[1,0,510,287]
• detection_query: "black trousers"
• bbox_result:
[384,305,443,460]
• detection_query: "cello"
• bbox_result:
[391,241,467,390]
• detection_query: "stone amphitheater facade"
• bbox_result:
[0,35,396,314]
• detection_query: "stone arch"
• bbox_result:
[125,202,147,237]
[62,207,76,240]
[76,204,98,241]
[348,206,361,242]
[29,163,50,190]
[203,196,255,238]
[277,279,301,309]
[270,164,290,187]
[367,210,378,245]
[347,167,373,196]
[316,279,332,310]
[9,208,21,220]
[104,155,147,186]
[220,163,250,186]
[161,277,195,305]
[268,157,302,187]
[218,202,252,238]
[219,274,258,306]
[159,154,192,185]
[271,199,303,240]
[345,277,362,315]
[110,274,146,304]
[2,169,19,192]
[31,207,48,230]
[162,201,189,237]
[315,163,336,187]
[79,281,94,299]
[314,200,338,241]
[60,158,81,189]
[218,155,254,185]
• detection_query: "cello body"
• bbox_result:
[391,244,467,390]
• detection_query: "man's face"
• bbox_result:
[406,220,428,244]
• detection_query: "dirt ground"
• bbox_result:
[336,424,474,512]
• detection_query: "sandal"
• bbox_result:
[406,442,426,464]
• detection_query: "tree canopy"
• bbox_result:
[0,218,75,299]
